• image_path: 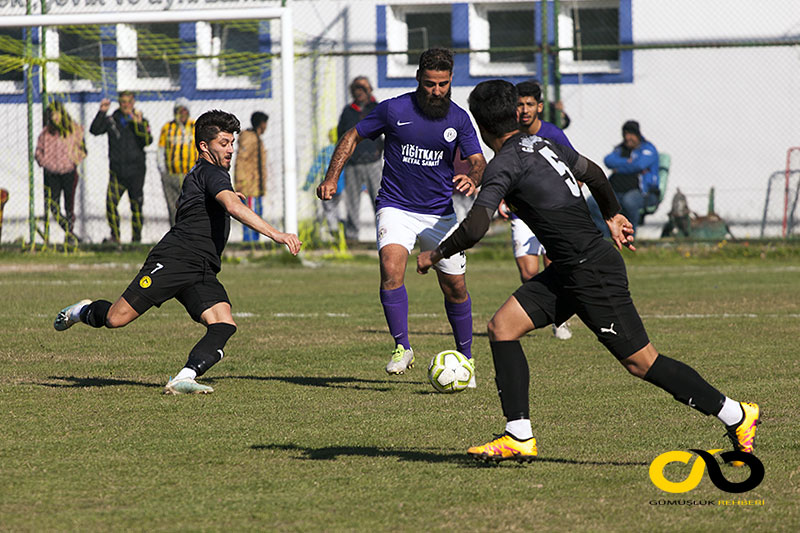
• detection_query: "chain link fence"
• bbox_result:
[1,0,799,249]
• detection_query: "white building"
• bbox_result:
[1,0,798,243]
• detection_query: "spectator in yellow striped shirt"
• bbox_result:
[157,98,198,226]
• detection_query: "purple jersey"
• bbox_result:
[536,120,573,150]
[356,92,482,215]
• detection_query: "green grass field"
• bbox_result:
[1,242,798,532]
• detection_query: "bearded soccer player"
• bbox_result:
[417,80,759,463]
[317,48,486,383]
[54,110,302,394]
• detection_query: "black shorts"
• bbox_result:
[122,248,230,323]
[513,247,649,360]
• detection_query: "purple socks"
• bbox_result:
[380,285,410,349]
[445,294,473,358]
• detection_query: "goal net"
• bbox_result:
[0,5,318,248]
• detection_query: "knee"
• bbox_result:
[104,314,128,329]
[487,317,513,342]
[443,280,468,302]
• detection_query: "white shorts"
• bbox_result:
[376,207,467,275]
[511,216,546,258]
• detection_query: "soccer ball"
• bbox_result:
[427,350,474,393]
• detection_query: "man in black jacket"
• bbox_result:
[337,77,383,241]
[90,91,153,243]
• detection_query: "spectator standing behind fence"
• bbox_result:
[234,111,268,242]
[35,101,87,243]
[90,91,153,243]
[157,97,197,227]
[304,127,346,240]
[587,120,659,237]
[337,76,383,242]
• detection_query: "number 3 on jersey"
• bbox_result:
[539,145,581,197]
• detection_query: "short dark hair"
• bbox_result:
[118,90,135,101]
[250,111,269,130]
[468,80,519,137]
[418,48,454,73]
[195,110,241,150]
[516,81,542,103]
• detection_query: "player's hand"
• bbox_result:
[417,251,436,274]
[498,199,510,220]
[453,174,478,196]
[235,191,247,203]
[316,178,338,200]
[99,98,111,113]
[133,109,143,122]
[275,232,302,255]
[606,214,636,251]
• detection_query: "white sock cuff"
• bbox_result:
[717,397,744,426]
[505,419,533,441]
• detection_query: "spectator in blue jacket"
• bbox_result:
[588,120,659,236]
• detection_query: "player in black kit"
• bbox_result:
[417,80,759,464]
[54,110,302,395]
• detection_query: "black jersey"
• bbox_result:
[156,158,234,272]
[474,133,610,266]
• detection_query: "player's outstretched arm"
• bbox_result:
[317,128,363,200]
[417,205,494,274]
[216,190,302,255]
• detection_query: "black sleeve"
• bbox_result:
[89,111,108,135]
[436,205,494,259]
[573,155,620,219]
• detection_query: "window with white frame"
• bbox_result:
[0,27,25,93]
[117,23,181,91]
[196,21,264,90]
[45,26,103,93]
[385,5,452,78]
[558,0,621,74]
[469,3,536,77]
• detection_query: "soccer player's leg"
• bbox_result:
[582,248,759,465]
[376,208,416,374]
[54,263,154,332]
[167,278,235,394]
[468,295,539,462]
[422,211,475,384]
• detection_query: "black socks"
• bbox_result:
[80,300,112,328]
[184,323,237,377]
[490,340,530,421]
[644,354,725,416]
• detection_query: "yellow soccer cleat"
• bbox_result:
[726,402,760,467]
[467,433,538,463]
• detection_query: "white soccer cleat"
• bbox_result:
[53,299,92,331]
[385,344,414,375]
[163,376,214,395]
[553,322,573,340]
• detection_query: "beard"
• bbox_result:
[415,85,451,119]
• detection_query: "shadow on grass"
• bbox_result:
[210,375,426,392]
[251,443,478,465]
[251,443,648,467]
[41,375,160,388]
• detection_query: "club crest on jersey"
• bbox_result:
[139,276,152,289]
[519,134,544,153]
[443,127,457,142]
